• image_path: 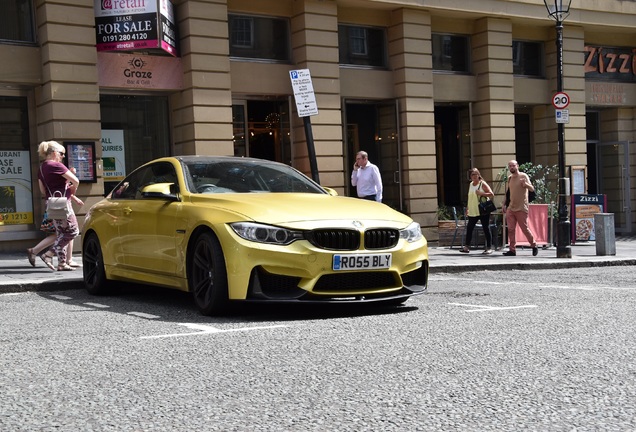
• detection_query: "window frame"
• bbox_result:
[228,13,292,63]
[512,40,545,78]
[338,24,388,69]
[432,33,471,74]
[0,0,36,45]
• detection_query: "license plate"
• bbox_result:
[332,253,392,271]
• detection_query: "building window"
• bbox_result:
[229,14,291,62]
[339,25,387,68]
[432,34,470,73]
[99,95,171,196]
[513,41,544,77]
[230,16,254,48]
[0,0,35,44]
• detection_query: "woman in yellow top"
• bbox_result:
[459,168,494,254]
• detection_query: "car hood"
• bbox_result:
[188,193,413,229]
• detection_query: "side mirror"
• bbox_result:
[322,186,339,196]
[141,183,179,201]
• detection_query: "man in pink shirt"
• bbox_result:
[502,160,538,256]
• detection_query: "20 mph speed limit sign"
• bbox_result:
[552,92,570,109]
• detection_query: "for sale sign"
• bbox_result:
[94,0,178,57]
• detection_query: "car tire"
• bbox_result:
[83,233,113,295]
[188,231,229,316]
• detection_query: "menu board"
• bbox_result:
[64,142,97,183]
[572,194,605,242]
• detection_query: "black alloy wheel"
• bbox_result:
[188,231,228,315]
[83,233,112,295]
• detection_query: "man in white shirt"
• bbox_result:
[351,151,383,202]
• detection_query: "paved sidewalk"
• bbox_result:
[1,238,635,294]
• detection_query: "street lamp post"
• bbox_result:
[544,0,572,258]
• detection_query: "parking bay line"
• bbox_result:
[449,302,538,312]
[140,323,288,339]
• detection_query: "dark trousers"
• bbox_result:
[361,195,376,201]
[465,213,492,249]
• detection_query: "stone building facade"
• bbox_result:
[1,0,635,251]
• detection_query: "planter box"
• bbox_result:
[438,220,464,247]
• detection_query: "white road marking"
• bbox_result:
[449,302,538,312]
[128,312,160,319]
[84,302,110,309]
[140,323,287,339]
[0,292,26,297]
[50,295,72,300]
[431,276,636,290]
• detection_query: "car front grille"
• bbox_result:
[305,228,399,251]
[305,229,360,250]
[364,229,399,249]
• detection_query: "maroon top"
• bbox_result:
[38,160,70,198]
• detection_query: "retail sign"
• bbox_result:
[289,69,319,117]
[97,52,182,89]
[572,194,606,242]
[101,130,127,182]
[94,0,179,57]
[584,45,636,83]
[588,83,628,105]
[0,151,34,226]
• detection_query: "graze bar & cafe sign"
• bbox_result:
[94,0,178,56]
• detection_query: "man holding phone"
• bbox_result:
[351,151,383,202]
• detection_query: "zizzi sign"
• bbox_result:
[584,46,636,83]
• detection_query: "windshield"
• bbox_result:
[183,159,326,194]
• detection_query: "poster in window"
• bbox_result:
[64,142,97,183]
[101,130,126,182]
[0,151,34,226]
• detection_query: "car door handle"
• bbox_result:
[123,207,133,215]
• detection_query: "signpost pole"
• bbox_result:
[289,69,320,183]
[555,19,572,258]
[303,116,319,183]
[545,0,573,258]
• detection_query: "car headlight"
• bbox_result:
[230,222,304,245]
[400,221,423,243]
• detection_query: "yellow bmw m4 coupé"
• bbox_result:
[82,156,428,315]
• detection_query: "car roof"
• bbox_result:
[173,155,284,166]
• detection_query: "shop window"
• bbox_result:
[513,41,544,77]
[99,95,171,196]
[338,25,387,68]
[0,96,33,228]
[0,0,35,43]
[229,14,291,62]
[432,34,471,73]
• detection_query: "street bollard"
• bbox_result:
[594,213,616,256]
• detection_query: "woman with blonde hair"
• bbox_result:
[35,141,81,271]
[459,167,494,254]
